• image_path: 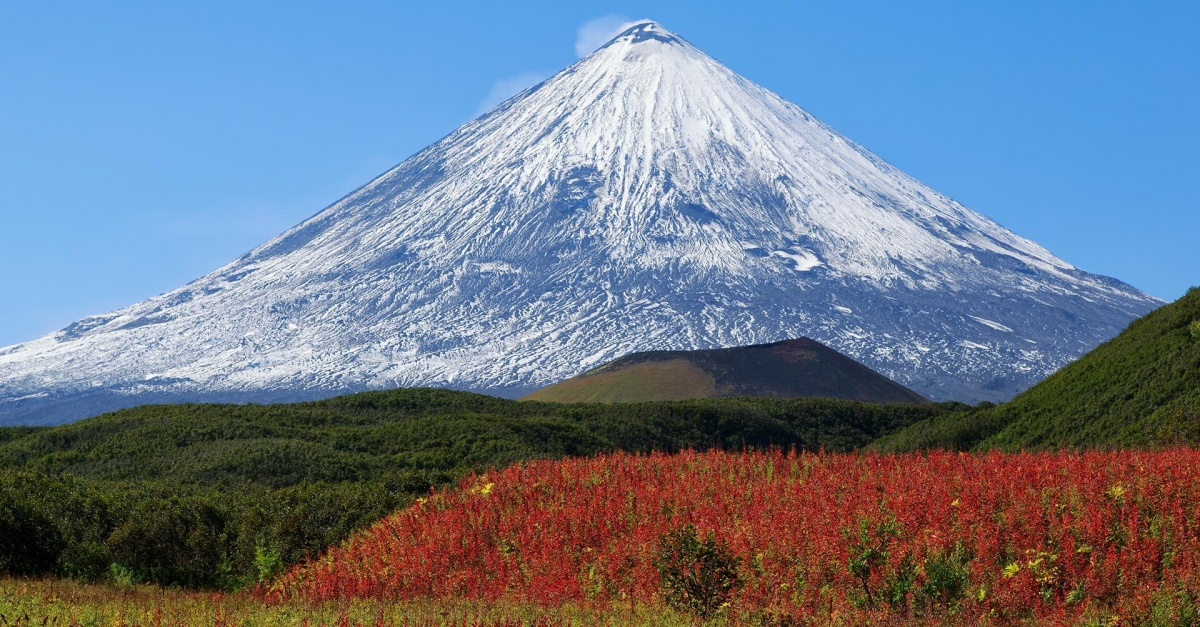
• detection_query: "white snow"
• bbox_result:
[969,316,1014,333]
[772,249,823,272]
[0,21,1162,423]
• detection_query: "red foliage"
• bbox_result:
[264,450,1200,623]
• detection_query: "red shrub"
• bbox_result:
[264,449,1200,623]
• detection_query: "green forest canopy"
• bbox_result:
[0,391,951,587]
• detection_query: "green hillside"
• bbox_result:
[0,389,952,587]
[876,287,1200,452]
[0,389,946,485]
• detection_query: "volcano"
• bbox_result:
[522,338,929,405]
[0,21,1160,424]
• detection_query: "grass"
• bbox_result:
[521,359,717,403]
[521,338,929,406]
[0,578,695,627]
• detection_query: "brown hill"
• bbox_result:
[522,338,929,404]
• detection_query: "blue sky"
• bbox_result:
[1,1,1197,348]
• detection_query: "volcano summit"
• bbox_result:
[0,22,1160,424]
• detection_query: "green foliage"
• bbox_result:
[1143,588,1199,627]
[883,552,917,610]
[0,495,63,575]
[870,402,1005,453]
[108,562,138,588]
[876,287,1200,452]
[843,516,969,615]
[919,542,972,612]
[0,425,44,445]
[653,525,742,621]
[254,540,284,584]
[0,467,411,588]
[0,389,947,588]
[106,499,228,588]
[844,515,904,609]
[0,391,948,486]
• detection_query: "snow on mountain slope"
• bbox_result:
[0,22,1161,425]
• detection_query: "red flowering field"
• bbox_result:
[263,449,1200,625]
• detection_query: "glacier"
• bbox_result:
[0,22,1161,425]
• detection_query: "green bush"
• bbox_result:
[654,524,742,621]
[844,516,902,609]
[0,499,63,575]
[253,540,284,584]
[1190,319,1200,341]
[106,499,229,588]
[1142,588,1199,627]
[919,542,972,612]
[235,481,409,570]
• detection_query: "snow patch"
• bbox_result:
[772,249,823,272]
[969,316,1013,333]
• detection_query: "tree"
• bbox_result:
[654,524,742,622]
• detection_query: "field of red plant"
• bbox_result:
[265,449,1200,625]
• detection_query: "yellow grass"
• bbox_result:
[0,578,696,627]
[521,359,716,403]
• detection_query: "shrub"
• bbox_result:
[254,540,284,584]
[919,542,972,612]
[106,499,228,588]
[1190,319,1200,341]
[0,499,63,575]
[653,524,742,621]
[1141,588,1199,627]
[269,449,1200,623]
[844,515,904,609]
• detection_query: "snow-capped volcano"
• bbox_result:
[0,22,1160,424]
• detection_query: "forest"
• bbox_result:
[0,391,953,587]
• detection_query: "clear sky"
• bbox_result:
[1,1,1197,348]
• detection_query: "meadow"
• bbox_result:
[246,449,1200,624]
[0,577,703,627]
[7,447,1200,625]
